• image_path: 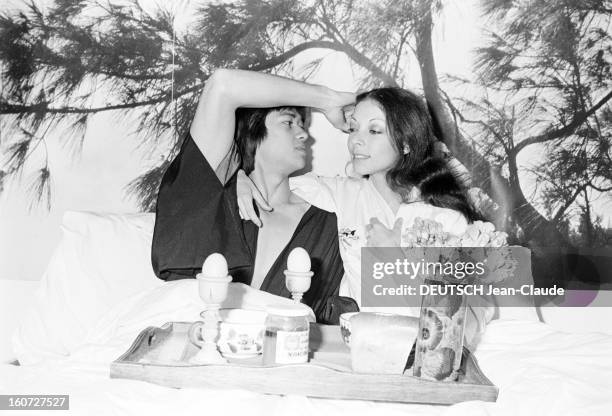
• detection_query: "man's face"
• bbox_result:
[254,108,309,176]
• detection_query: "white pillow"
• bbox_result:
[13,211,162,365]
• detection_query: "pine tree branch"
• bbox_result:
[588,182,612,193]
[251,36,398,87]
[0,85,198,115]
[552,183,588,223]
[327,40,399,86]
[512,90,612,155]
[2,39,395,119]
[440,90,509,154]
[245,40,338,71]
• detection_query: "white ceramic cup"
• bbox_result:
[189,309,267,358]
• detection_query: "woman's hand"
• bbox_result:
[365,217,403,247]
[236,169,272,227]
[322,91,355,132]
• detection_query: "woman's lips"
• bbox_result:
[352,154,370,159]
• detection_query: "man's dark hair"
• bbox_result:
[233,106,308,174]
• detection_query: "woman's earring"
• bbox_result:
[403,145,410,155]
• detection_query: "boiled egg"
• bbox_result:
[201,253,228,278]
[287,247,311,273]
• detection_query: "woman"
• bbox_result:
[238,85,481,308]
[151,69,358,323]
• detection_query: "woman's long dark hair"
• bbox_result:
[356,88,481,222]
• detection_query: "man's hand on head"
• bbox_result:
[322,91,355,133]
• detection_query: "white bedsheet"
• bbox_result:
[3,282,612,416]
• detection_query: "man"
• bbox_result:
[151,69,357,323]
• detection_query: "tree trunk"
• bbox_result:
[413,0,570,247]
[583,189,593,247]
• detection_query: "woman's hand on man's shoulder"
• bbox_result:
[236,169,272,227]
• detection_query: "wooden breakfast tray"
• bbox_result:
[110,322,498,405]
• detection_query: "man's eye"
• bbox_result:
[283,120,293,126]
[347,127,356,133]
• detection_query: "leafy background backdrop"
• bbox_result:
[1,0,610,284]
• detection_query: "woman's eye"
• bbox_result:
[283,120,293,126]
[369,129,381,134]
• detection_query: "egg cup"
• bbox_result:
[284,270,313,303]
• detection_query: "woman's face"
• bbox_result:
[255,108,308,175]
[347,99,398,177]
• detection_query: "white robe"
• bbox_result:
[289,173,468,309]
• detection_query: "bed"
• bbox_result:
[1,211,611,415]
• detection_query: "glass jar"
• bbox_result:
[263,304,310,365]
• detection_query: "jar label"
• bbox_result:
[275,330,309,364]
